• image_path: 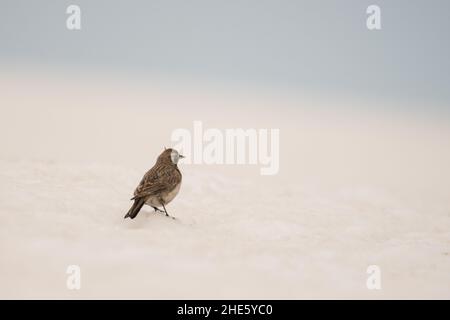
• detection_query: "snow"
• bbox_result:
[0,69,449,299]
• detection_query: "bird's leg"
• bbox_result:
[152,206,165,214]
[161,203,175,219]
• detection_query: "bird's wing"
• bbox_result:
[133,164,181,199]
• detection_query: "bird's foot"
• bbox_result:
[165,212,176,220]
[152,207,165,214]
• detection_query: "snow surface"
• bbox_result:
[0,69,449,299]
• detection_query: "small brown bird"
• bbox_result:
[124,148,184,219]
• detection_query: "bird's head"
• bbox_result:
[158,148,185,165]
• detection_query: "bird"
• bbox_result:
[124,148,184,220]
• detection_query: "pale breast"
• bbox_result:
[145,182,181,207]
[162,182,181,204]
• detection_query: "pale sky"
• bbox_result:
[1,0,449,112]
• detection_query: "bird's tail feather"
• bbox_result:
[124,197,146,219]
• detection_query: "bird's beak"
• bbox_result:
[179,154,185,159]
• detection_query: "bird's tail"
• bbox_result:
[124,197,146,219]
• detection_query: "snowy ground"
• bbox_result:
[0,68,449,299]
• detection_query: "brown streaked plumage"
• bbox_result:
[124,148,184,219]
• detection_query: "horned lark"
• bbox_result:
[124,148,184,219]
